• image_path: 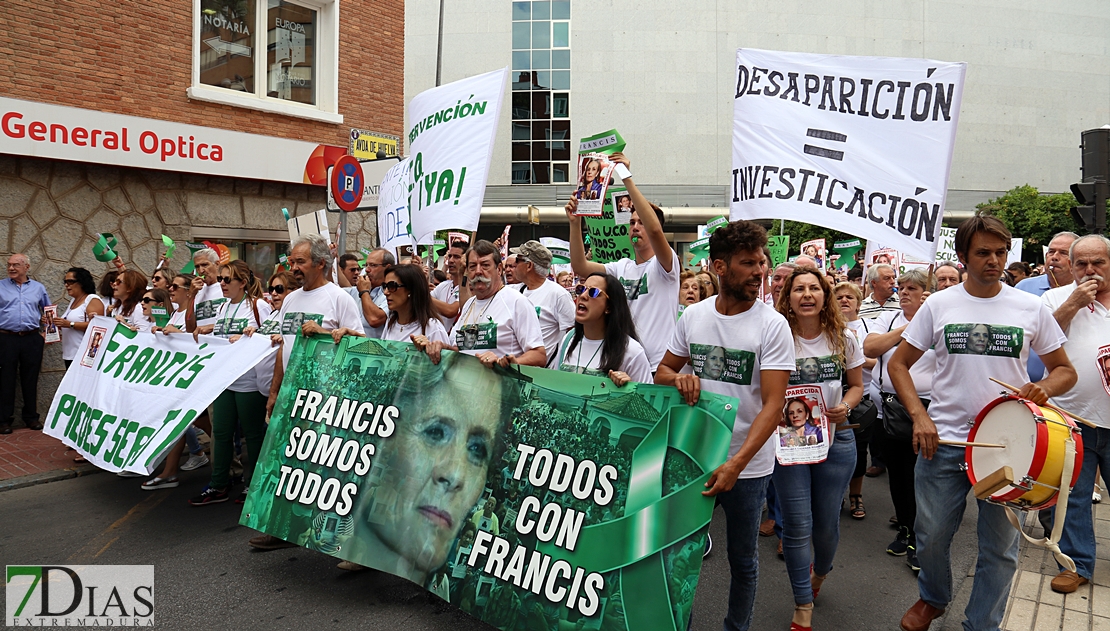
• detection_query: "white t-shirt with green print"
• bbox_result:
[604,250,680,370]
[449,287,544,359]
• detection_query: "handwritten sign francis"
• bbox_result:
[730,49,966,261]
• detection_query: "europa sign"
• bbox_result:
[0,95,346,186]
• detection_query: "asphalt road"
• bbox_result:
[0,469,980,630]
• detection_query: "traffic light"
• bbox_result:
[1071,181,1109,234]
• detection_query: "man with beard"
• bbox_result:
[431,240,470,331]
[417,239,546,369]
[1040,235,1110,594]
[888,216,1075,631]
[566,151,679,371]
[656,219,794,631]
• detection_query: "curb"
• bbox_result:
[0,464,101,493]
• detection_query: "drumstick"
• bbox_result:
[938,440,1006,448]
[988,377,1099,428]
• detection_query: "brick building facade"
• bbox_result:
[1,0,404,420]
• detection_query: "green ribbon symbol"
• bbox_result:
[93,233,119,262]
[688,237,710,265]
[536,404,733,631]
[281,207,291,222]
[161,234,176,259]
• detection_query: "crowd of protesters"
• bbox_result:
[4,151,1109,631]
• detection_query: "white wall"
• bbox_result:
[407,1,1110,202]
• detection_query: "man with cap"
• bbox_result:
[511,240,576,367]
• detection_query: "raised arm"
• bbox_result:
[565,196,605,278]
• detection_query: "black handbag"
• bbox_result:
[877,317,930,442]
[846,319,878,435]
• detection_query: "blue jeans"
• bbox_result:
[772,429,857,604]
[766,478,782,538]
[184,425,202,455]
[716,474,771,631]
[915,445,1018,631]
[1057,424,1110,580]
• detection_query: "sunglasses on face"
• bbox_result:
[63,279,77,285]
[575,285,607,299]
[216,276,239,284]
[111,279,122,286]
[268,285,286,294]
[141,297,156,304]
[381,281,405,293]
[172,283,188,291]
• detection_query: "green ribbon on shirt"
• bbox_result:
[535,403,733,631]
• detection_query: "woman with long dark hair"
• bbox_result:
[556,272,651,386]
[774,266,865,631]
[54,267,105,369]
[113,269,150,331]
[98,270,119,316]
[379,264,451,344]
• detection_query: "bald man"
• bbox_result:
[0,253,51,433]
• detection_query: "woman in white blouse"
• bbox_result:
[52,268,105,369]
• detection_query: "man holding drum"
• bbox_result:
[1041,234,1110,594]
[887,215,1076,631]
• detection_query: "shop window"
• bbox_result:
[190,0,341,123]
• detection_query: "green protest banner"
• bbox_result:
[768,235,790,268]
[576,130,633,264]
[241,335,736,631]
[831,239,862,269]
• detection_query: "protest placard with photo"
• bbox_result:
[611,190,633,225]
[800,238,826,269]
[776,384,830,465]
[574,153,617,217]
[1098,345,1110,397]
[43,305,60,344]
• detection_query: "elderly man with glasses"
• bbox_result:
[509,240,576,367]
[0,253,52,433]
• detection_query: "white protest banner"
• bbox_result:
[406,68,508,244]
[731,49,966,261]
[377,157,415,257]
[1008,239,1023,267]
[44,317,276,474]
[936,227,958,263]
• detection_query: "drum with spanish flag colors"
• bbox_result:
[965,395,1084,511]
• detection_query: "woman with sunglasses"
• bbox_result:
[556,273,651,386]
[189,260,273,506]
[53,268,105,369]
[773,266,865,631]
[112,269,152,332]
[379,264,451,345]
[151,267,175,293]
[139,288,174,328]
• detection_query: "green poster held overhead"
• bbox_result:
[179,242,208,274]
[241,335,736,631]
[576,129,633,264]
[832,239,863,269]
[768,235,790,268]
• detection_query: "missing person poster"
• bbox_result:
[574,154,617,217]
[1097,345,1110,397]
[799,238,826,269]
[577,130,633,264]
[776,385,830,465]
[242,335,737,631]
[43,305,60,344]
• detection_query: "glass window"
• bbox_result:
[512,92,531,119]
[552,22,569,48]
[552,162,570,183]
[551,1,570,19]
[512,70,533,90]
[553,93,569,118]
[512,52,531,72]
[532,1,550,20]
[512,1,530,20]
[532,71,550,90]
[551,70,570,90]
[513,142,531,161]
[533,162,551,184]
[532,21,550,49]
[532,120,552,140]
[551,50,570,69]
[532,50,550,69]
[512,163,534,184]
[200,0,256,93]
[512,121,531,140]
[532,93,551,120]
[550,141,570,161]
[266,0,316,105]
[532,141,551,161]
[512,22,531,49]
[552,120,571,139]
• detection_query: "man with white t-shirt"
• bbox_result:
[566,152,679,371]
[510,240,575,367]
[184,248,227,333]
[417,240,546,370]
[431,240,469,331]
[656,219,794,631]
[888,216,1076,631]
[1041,234,1110,594]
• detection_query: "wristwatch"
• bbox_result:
[840,402,853,414]
[358,290,370,297]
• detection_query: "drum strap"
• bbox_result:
[1002,435,1077,573]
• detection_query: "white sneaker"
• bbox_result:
[117,470,143,478]
[181,453,210,471]
[1095,490,1103,504]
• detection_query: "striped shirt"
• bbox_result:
[858,293,900,320]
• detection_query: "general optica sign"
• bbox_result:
[0,96,346,185]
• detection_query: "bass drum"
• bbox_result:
[965,395,1083,510]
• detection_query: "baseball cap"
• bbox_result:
[509,240,553,269]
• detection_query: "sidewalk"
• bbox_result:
[1002,504,1110,631]
[0,427,98,491]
